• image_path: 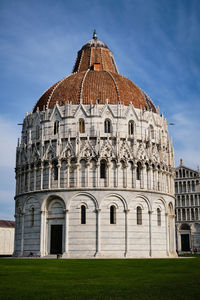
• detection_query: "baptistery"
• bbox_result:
[14,31,176,258]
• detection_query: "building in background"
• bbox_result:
[0,220,15,255]
[14,32,176,258]
[175,159,200,252]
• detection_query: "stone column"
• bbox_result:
[169,214,176,254]
[132,163,137,188]
[63,209,69,257]
[116,163,120,188]
[28,164,31,192]
[40,162,44,190]
[48,162,52,189]
[96,162,100,188]
[57,161,61,189]
[166,172,169,193]
[153,168,157,190]
[171,174,175,194]
[23,168,26,193]
[95,208,101,257]
[157,169,161,191]
[123,163,127,188]
[140,164,144,189]
[20,212,25,256]
[86,161,90,187]
[76,163,80,187]
[107,162,111,187]
[66,161,70,187]
[33,164,37,191]
[148,166,152,190]
[40,210,45,256]
[148,210,152,257]
[124,209,130,257]
[165,213,169,256]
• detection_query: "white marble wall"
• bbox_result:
[14,190,176,258]
[0,227,14,255]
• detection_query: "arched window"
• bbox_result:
[104,119,111,133]
[110,205,116,224]
[81,205,86,224]
[128,121,134,135]
[149,125,154,139]
[53,163,58,180]
[30,207,34,227]
[100,160,106,179]
[79,119,85,133]
[192,181,195,192]
[36,125,40,139]
[182,208,186,220]
[175,182,178,193]
[136,162,141,180]
[157,208,161,226]
[54,121,59,135]
[137,206,142,225]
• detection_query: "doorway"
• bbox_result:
[50,225,63,254]
[181,234,190,251]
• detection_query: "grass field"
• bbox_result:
[0,258,200,300]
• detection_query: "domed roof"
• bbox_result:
[33,31,156,113]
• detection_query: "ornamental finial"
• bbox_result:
[93,29,97,39]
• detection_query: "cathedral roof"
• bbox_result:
[33,31,156,113]
[0,220,15,228]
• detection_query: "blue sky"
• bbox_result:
[0,0,200,219]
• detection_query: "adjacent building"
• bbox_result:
[175,159,200,252]
[0,220,15,255]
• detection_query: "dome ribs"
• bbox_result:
[111,73,147,109]
[72,50,82,73]
[33,71,156,110]
[78,49,91,72]
[46,75,72,109]
[104,71,120,104]
[79,69,90,103]
[82,70,118,105]
[101,49,116,73]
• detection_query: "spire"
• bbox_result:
[93,29,97,40]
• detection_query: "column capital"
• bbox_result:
[96,208,101,213]
[124,209,130,214]
[148,210,153,215]
[63,209,69,213]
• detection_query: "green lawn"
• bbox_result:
[0,258,200,300]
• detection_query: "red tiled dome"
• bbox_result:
[33,32,156,113]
